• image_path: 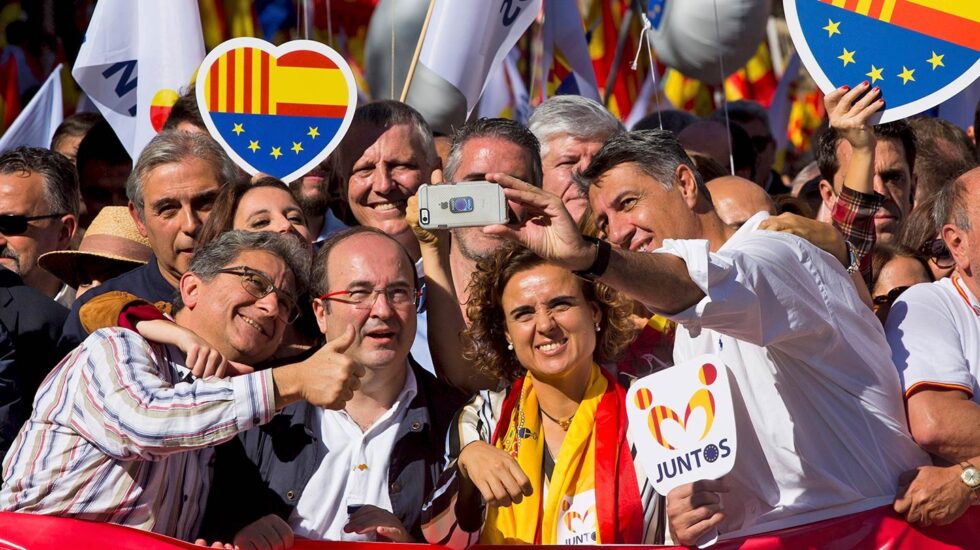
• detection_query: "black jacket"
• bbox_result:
[198,359,467,542]
[0,268,68,457]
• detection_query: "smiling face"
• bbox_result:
[541,135,604,223]
[501,263,600,384]
[588,162,701,252]
[314,233,417,370]
[233,186,312,244]
[345,124,432,244]
[133,158,222,287]
[180,249,294,363]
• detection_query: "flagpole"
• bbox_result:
[400,0,436,102]
[602,3,635,107]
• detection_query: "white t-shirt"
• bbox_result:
[290,367,418,540]
[886,276,980,400]
[658,212,928,539]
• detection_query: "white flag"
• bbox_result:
[72,0,205,159]
[478,49,530,123]
[0,64,63,152]
[418,0,541,117]
[541,0,599,102]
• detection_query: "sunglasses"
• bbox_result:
[0,213,66,235]
[872,285,910,313]
[917,238,954,269]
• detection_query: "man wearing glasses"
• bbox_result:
[0,146,80,306]
[199,226,465,544]
[887,166,980,527]
[0,231,363,544]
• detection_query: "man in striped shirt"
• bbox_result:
[0,230,362,543]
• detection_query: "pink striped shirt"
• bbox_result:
[0,327,275,540]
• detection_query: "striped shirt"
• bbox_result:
[0,327,275,540]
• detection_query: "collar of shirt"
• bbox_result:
[324,362,419,438]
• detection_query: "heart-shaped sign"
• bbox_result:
[784,0,980,124]
[626,356,736,497]
[196,38,356,182]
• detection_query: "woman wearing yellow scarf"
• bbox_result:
[422,244,665,547]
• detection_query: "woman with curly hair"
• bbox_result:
[421,243,665,547]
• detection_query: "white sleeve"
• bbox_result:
[654,232,856,351]
[886,285,974,398]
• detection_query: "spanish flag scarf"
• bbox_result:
[480,365,643,545]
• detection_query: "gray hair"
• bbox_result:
[575,130,707,197]
[173,230,311,312]
[127,130,239,220]
[528,95,624,157]
[0,146,81,216]
[714,99,771,130]
[933,168,978,231]
[343,100,438,168]
[444,117,543,187]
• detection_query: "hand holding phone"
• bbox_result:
[417,181,508,229]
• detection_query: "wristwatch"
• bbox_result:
[573,236,611,282]
[959,462,980,495]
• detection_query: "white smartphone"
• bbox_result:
[417,181,508,229]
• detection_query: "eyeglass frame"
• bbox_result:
[318,286,422,310]
[214,266,301,323]
[0,213,68,235]
[872,285,911,313]
[917,238,955,269]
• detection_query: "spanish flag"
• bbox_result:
[820,0,980,52]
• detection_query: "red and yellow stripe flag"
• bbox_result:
[819,0,980,51]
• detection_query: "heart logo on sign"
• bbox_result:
[784,0,980,123]
[632,363,718,450]
[195,38,357,182]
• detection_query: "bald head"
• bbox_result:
[708,176,777,228]
[678,121,730,168]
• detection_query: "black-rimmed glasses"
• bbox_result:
[215,266,300,323]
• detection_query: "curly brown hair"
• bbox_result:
[462,243,637,383]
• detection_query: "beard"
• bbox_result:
[452,228,501,262]
[294,192,330,219]
[0,247,21,273]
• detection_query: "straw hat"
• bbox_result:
[39,206,152,289]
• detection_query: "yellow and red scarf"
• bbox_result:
[480,365,643,545]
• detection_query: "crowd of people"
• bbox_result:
[1,77,979,549]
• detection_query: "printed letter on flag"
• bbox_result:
[72,0,205,158]
[417,0,542,117]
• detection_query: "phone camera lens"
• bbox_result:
[450,196,474,213]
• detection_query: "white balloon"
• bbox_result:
[652,0,772,84]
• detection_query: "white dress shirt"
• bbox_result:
[657,212,928,539]
[290,366,418,540]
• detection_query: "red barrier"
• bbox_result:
[2,506,979,549]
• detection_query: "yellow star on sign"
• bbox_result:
[270,146,282,159]
[838,48,856,66]
[898,66,916,84]
[232,123,244,136]
[247,140,260,153]
[307,126,319,139]
[866,65,884,83]
[291,142,303,154]
[927,51,945,70]
[823,19,841,37]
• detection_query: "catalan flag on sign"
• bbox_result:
[787,0,980,122]
[201,45,353,179]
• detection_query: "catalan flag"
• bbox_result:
[725,42,779,108]
[788,0,980,122]
[586,0,648,120]
[201,46,352,178]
